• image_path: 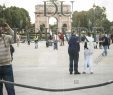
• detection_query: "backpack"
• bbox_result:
[103,36,109,46]
[2,35,15,55]
[10,45,15,56]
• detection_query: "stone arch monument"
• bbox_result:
[35,2,71,33]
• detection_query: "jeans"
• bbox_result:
[102,46,108,56]
[35,42,38,49]
[84,55,93,73]
[68,50,79,73]
[0,65,15,95]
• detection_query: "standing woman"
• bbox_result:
[83,32,94,74]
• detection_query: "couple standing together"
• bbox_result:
[68,32,94,75]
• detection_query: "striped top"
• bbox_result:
[0,28,14,66]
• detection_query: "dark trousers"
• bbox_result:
[54,41,58,50]
[68,50,79,73]
[0,65,15,95]
[28,41,30,45]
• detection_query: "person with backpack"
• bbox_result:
[0,23,16,95]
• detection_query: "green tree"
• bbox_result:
[110,21,113,33]
[0,5,31,29]
[102,19,111,33]
[72,5,110,33]
[72,11,88,28]
[0,5,6,24]
[88,6,106,28]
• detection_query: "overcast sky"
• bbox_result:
[0,0,113,23]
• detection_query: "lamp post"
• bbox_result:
[70,1,74,14]
[93,3,96,41]
[2,4,5,23]
[70,1,74,32]
[93,3,96,29]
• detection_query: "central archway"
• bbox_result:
[49,17,58,34]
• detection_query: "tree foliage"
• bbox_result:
[0,5,31,29]
[72,5,112,33]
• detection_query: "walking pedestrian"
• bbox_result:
[16,32,21,47]
[59,32,64,46]
[34,34,39,49]
[0,23,16,95]
[102,34,109,56]
[53,33,58,50]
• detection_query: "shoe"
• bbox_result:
[87,64,89,68]
[102,53,104,56]
[74,72,80,74]
[70,72,73,75]
[82,72,86,74]
[90,72,93,74]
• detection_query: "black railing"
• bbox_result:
[0,80,113,92]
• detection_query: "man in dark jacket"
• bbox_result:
[102,34,109,56]
[68,32,80,74]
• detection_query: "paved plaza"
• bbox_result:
[3,41,113,95]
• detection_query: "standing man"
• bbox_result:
[68,32,80,74]
[0,23,15,95]
[53,33,58,50]
[59,32,64,46]
[34,34,39,49]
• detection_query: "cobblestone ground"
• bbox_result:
[3,41,113,95]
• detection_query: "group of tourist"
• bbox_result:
[68,31,112,75]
